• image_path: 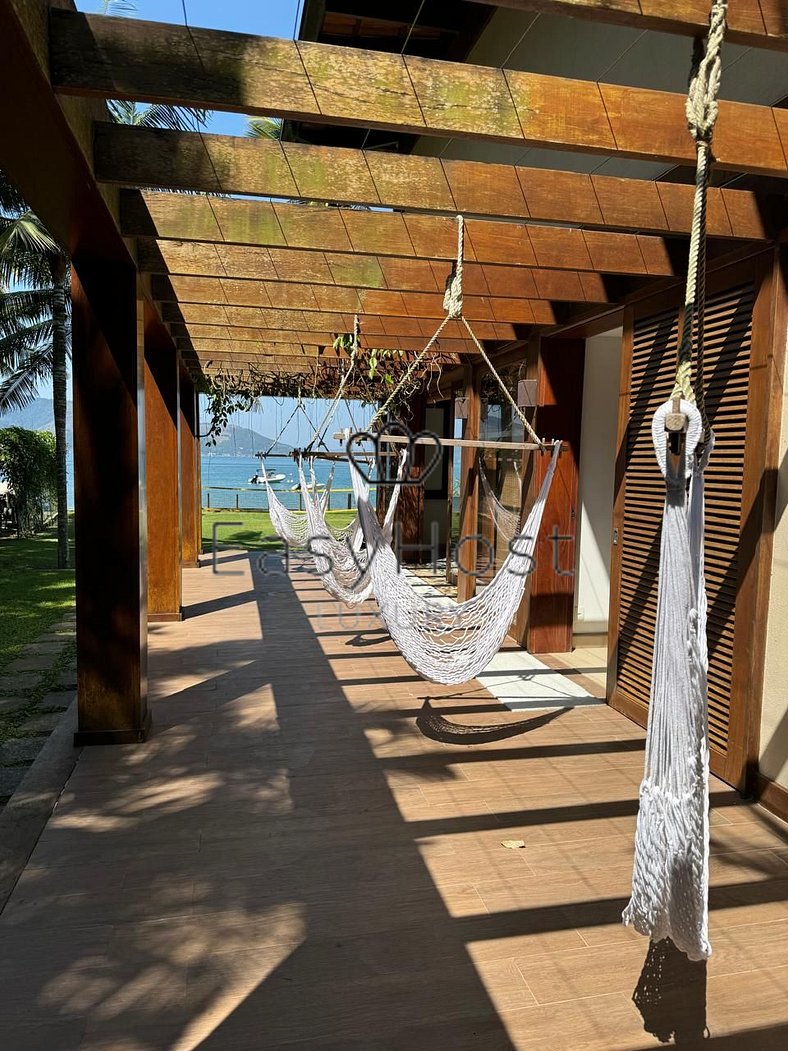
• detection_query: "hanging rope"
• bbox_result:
[305,315,360,452]
[671,0,727,444]
[624,1,727,963]
[261,394,302,456]
[369,216,543,447]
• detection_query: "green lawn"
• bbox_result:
[0,525,75,672]
[202,508,357,552]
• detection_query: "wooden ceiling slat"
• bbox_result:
[51,10,788,176]
[169,324,482,354]
[111,139,775,242]
[137,242,621,301]
[161,292,556,325]
[156,299,518,340]
[467,2,788,52]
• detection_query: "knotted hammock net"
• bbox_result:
[478,459,521,540]
[355,442,560,685]
[623,403,713,961]
[298,451,407,607]
[262,460,332,549]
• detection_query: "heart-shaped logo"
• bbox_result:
[346,420,443,486]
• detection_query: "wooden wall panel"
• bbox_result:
[607,255,783,788]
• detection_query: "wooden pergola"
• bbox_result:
[0,0,785,777]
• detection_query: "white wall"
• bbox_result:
[760,355,788,791]
[574,333,621,635]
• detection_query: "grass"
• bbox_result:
[0,525,75,673]
[202,508,357,552]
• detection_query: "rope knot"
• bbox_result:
[685,2,727,145]
[443,214,465,319]
[443,266,463,319]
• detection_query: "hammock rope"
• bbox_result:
[305,316,360,453]
[369,217,543,448]
[624,0,726,962]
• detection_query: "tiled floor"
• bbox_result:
[1,551,787,1049]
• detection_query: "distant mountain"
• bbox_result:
[0,398,72,439]
[202,425,292,458]
[0,399,290,459]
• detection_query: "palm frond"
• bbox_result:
[0,321,55,368]
[108,97,208,133]
[0,289,53,329]
[0,170,27,217]
[0,210,60,258]
[247,117,284,140]
[99,0,136,13]
[0,343,54,412]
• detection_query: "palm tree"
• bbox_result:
[0,172,70,568]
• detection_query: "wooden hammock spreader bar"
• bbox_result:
[285,449,386,463]
[335,431,547,453]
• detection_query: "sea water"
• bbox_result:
[201,455,364,512]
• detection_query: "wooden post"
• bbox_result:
[456,365,481,602]
[396,391,427,566]
[527,338,585,653]
[71,261,150,745]
[179,368,201,568]
[144,304,182,621]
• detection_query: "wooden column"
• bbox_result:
[457,365,481,602]
[179,368,201,568]
[394,390,427,566]
[71,261,149,745]
[527,338,585,653]
[144,305,182,620]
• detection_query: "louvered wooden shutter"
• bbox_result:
[610,283,755,775]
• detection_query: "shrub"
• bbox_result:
[0,427,57,535]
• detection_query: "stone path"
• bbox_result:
[0,613,76,811]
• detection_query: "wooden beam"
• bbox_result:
[469,1,788,52]
[137,238,624,300]
[106,131,779,244]
[53,11,788,176]
[71,260,150,745]
[156,291,559,325]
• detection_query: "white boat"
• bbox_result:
[249,472,285,485]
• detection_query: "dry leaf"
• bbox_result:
[501,839,526,850]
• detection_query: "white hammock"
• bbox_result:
[623,401,712,961]
[299,452,407,606]
[356,441,560,684]
[262,461,331,549]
